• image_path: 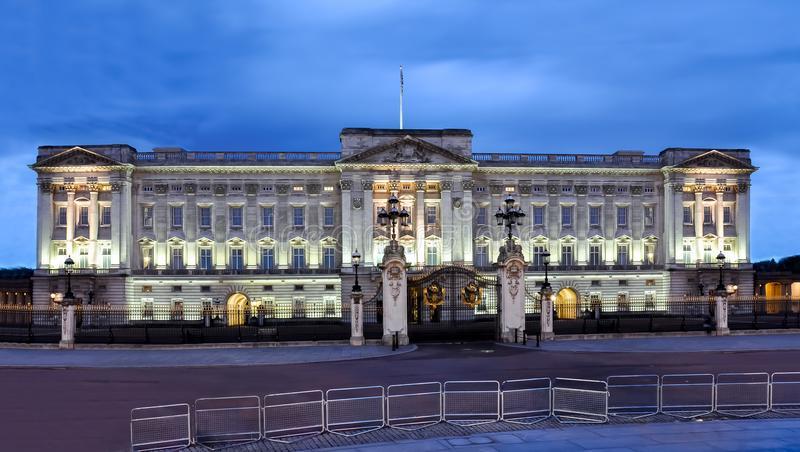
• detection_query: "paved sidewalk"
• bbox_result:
[320,418,800,451]
[514,333,800,353]
[0,344,415,368]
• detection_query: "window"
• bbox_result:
[170,184,182,193]
[77,247,89,268]
[199,207,212,228]
[617,244,629,265]
[293,207,304,227]
[645,291,656,309]
[141,298,154,320]
[703,206,713,224]
[683,206,693,225]
[57,206,67,226]
[644,205,655,226]
[323,247,336,269]
[644,243,656,264]
[703,242,714,263]
[617,206,628,226]
[171,285,182,292]
[262,207,273,227]
[100,206,111,226]
[476,207,487,225]
[426,243,439,265]
[324,207,335,227]
[292,247,306,268]
[171,206,183,228]
[171,247,184,270]
[589,206,601,227]
[561,185,573,194]
[617,292,630,311]
[142,206,153,228]
[723,206,733,224]
[141,247,153,269]
[644,186,655,194]
[142,185,154,193]
[78,206,89,226]
[229,206,243,228]
[532,245,547,266]
[475,245,489,267]
[426,206,437,224]
[199,248,213,270]
[561,206,573,227]
[229,248,243,270]
[324,296,336,317]
[723,241,735,261]
[533,206,545,226]
[561,244,574,266]
[100,246,111,269]
[260,247,274,269]
[683,242,693,264]
[589,245,602,266]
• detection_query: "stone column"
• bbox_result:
[415,181,426,265]
[37,184,53,268]
[716,294,729,335]
[59,305,76,349]
[350,290,364,346]
[66,190,76,257]
[716,190,725,253]
[441,180,453,263]
[110,183,122,268]
[694,190,704,262]
[88,190,99,267]
[461,181,474,265]
[663,182,674,263]
[341,180,353,267]
[381,242,409,346]
[362,181,374,266]
[673,183,684,263]
[541,290,554,341]
[119,180,132,269]
[735,183,750,263]
[497,241,526,342]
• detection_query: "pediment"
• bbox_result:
[674,150,754,170]
[32,147,123,168]
[337,136,475,166]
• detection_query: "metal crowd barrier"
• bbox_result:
[386,382,442,430]
[771,372,800,414]
[194,396,262,448]
[715,373,770,417]
[607,375,660,419]
[660,374,715,419]
[263,390,325,443]
[443,380,501,426]
[501,377,551,424]
[325,386,385,436]
[552,378,608,423]
[131,371,800,451]
[130,403,192,452]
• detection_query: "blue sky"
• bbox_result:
[0,0,798,266]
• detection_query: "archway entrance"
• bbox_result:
[555,288,578,320]
[226,293,250,326]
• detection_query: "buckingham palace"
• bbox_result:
[28,127,756,319]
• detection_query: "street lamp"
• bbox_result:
[352,249,362,294]
[541,250,551,292]
[63,256,76,306]
[716,251,726,295]
[495,194,526,243]
[377,193,410,243]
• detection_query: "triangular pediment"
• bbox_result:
[337,136,475,165]
[32,147,123,168]
[674,150,754,170]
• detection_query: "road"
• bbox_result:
[2,343,800,452]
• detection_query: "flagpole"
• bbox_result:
[399,65,404,130]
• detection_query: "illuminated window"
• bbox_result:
[142,206,153,228]
[589,245,602,266]
[170,247,183,270]
[475,245,488,267]
[644,242,656,264]
[141,247,153,269]
[323,247,336,269]
[293,185,304,192]
[260,247,274,270]
[229,248,243,270]
[199,248,213,271]
[100,246,111,269]
[683,242,693,264]
[77,246,89,268]
[644,205,655,226]
[426,243,439,265]
[323,185,335,192]
[292,247,306,268]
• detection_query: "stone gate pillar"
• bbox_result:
[382,242,409,346]
[497,240,526,342]
[350,289,364,346]
[60,305,76,349]
[716,294,730,335]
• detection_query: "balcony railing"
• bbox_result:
[130,268,340,276]
[133,151,341,165]
[471,152,662,167]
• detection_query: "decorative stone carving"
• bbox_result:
[631,186,643,195]
[276,184,289,195]
[361,180,373,191]
[603,184,615,195]
[441,180,453,191]
[547,184,559,195]
[506,262,522,300]
[389,180,399,191]
[38,181,52,192]
[384,142,431,163]
[214,184,227,195]
[490,184,504,195]
[307,183,321,194]
[245,183,258,195]
[737,183,749,193]
[453,198,463,208]
[352,197,363,209]
[155,184,167,194]
[416,181,426,191]
[387,266,403,306]
[461,180,474,190]
[575,185,588,195]
[673,183,684,192]
[340,180,352,190]
[184,183,196,194]
[519,184,532,195]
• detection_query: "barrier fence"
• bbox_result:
[130,372,800,451]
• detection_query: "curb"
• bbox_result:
[531,328,800,341]
[0,339,385,350]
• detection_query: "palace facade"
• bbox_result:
[29,128,756,316]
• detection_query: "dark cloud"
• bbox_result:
[0,0,798,265]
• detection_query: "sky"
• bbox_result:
[0,0,798,266]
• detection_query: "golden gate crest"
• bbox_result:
[461,281,483,308]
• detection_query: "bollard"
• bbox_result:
[392,331,399,351]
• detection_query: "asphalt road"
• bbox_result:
[3,343,800,452]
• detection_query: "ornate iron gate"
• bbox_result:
[407,266,498,342]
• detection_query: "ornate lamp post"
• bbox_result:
[377,193,410,243]
[495,194,525,243]
[352,249,362,293]
[713,251,730,335]
[716,251,726,295]
[63,256,76,306]
[539,249,555,341]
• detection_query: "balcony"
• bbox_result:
[130,268,340,276]
[133,150,341,166]
[471,152,662,168]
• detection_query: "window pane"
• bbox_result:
[199,207,211,227]
[617,207,628,226]
[261,248,274,269]
[476,207,487,225]
[293,208,304,227]
[324,207,335,227]
[230,207,243,227]
[683,207,692,224]
[589,206,601,226]
[534,207,544,226]
[262,207,274,227]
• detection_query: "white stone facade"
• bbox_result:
[29,128,756,313]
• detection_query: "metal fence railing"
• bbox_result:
[130,404,191,452]
[130,371,800,451]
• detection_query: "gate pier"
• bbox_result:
[381,241,409,346]
[498,240,526,343]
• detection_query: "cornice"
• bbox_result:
[661,166,757,175]
[335,163,479,171]
[134,165,339,175]
[478,167,662,176]
[31,164,135,174]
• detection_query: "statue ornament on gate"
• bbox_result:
[461,281,484,308]
[423,282,445,313]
